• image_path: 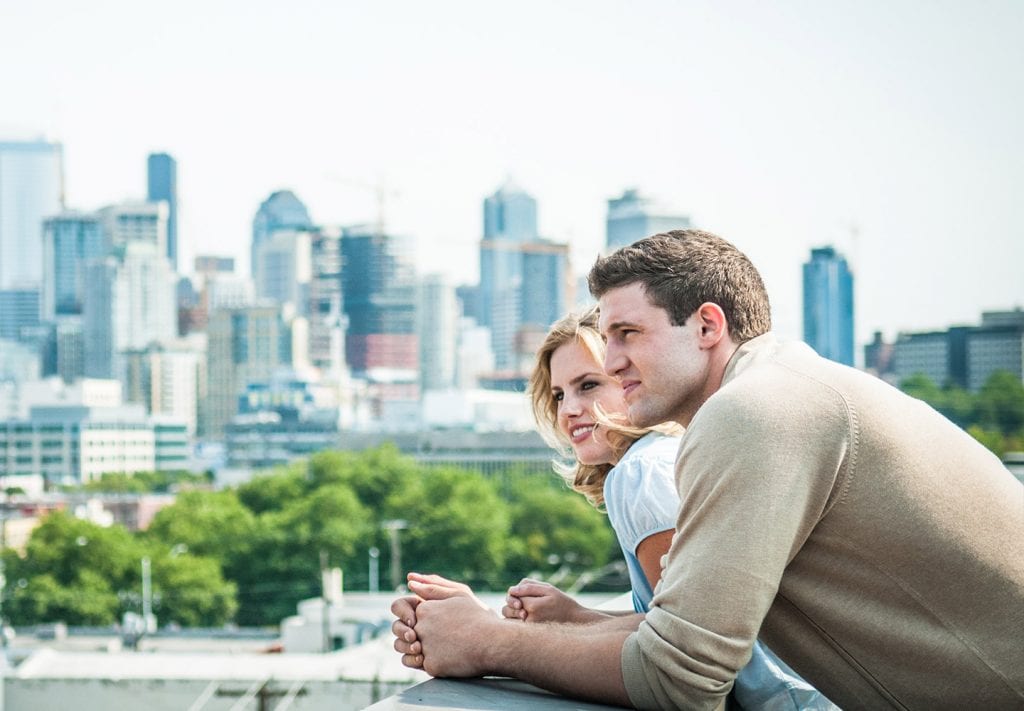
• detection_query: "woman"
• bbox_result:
[501,306,836,710]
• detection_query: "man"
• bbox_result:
[393,230,1024,709]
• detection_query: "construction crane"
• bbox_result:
[323,174,400,237]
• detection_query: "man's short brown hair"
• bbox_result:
[587,229,772,343]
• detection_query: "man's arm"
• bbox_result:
[413,595,639,707]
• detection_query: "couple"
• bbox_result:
[393,230,1024,710]
[399,305,834,709]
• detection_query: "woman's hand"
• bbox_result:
[502,578,601,624]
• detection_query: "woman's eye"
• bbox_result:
[553,392,564,402]
[580,381,599,391]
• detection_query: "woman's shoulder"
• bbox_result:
[606,433,680,493]
[619,432,681,468]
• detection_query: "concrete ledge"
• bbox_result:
[364,677,627,710]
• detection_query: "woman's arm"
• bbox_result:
[635,528,675,589]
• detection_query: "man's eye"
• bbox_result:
[581,381,599,391]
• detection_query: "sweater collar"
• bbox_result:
[721,332,778,387]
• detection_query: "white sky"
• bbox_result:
[2,0,1022,345]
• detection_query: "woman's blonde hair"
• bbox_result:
[527,306,680,508]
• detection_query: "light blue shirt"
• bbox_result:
[603,432,839,711]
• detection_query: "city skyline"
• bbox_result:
[2,1,1022,347]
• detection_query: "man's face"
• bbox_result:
[598,282,709,427]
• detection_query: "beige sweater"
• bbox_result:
[621,334,1024,710]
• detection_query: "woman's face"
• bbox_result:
[549,339,629,466]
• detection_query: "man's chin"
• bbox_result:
[627,402,658,429]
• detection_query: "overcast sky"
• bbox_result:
[2,0,1022,345]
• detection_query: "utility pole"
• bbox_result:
[141,556,152,633]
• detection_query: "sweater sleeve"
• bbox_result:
[621,372,854,710]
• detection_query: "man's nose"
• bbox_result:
[604,343,625,377]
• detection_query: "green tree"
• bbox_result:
[504,479,616,581]
[3,512,142,625]
[146,489,257,564]
[231,484,370,625]
[236,464,308,515]
[390,467,510,589]
[975,370,1024,436]
[147,549,237,627]
[900,373,943,404]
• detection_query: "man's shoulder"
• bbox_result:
[696,341,857,434]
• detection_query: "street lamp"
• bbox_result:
[381,520,408,591]
[368,547,380,593]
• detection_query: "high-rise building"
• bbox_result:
[802,246,855,366]
[82,242,177,379]
[42,211,107,319]
[309,229,346,375]
[417,274,458,392]
[484,180,537,243]
[341,226,418,379]
[0,288,41,342]
[122,342,201,436]
[204,304,292,437]
[99,201,169,257]
[478,181,570,370]
[0,140,64,289]
[253,229,312,315]
[605,188,691,251]
[251,190,313,280]
[147,153,178,270]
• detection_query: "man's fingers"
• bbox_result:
[392,619,417,641]
[409,580,467,600]
[401,653,425,670]
[408,572,466,590]
[391,595,420,626]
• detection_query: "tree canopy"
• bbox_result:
[3,446,617,627]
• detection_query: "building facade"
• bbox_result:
[42,210,107,319]
[251,190,313,280]
[417,274,457,392]
[0,140,64,289]
[204,305,292,438]
[605,188,691,250]
[146,153,178,270]
[82,242,177,380]
[478,182,569,371]
[802,246,855,366]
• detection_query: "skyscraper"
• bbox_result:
[251,190,313,280]
[252,229,312,315]
[484,180,537,243]
[42,210,107,319]
[605,188,691,250]
[147,153,178,270]
[99,201,169,257]
[417,274,458,392]
[478,181,569,370]
[0,140,64,289]
[802,246,855,366]
[309,228,346,375]
[205,304,292,437]
[82,242,177,379]
[341,226,418,379]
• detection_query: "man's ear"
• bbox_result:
[695,302,728,348]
